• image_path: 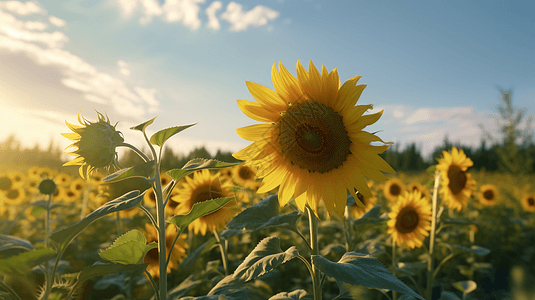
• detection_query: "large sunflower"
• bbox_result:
[521,193,535,212]
[387,191,432,249]
[172,170,239,236]
[436,147,476,211]
[233,60,395,218]
[477,184,498,206]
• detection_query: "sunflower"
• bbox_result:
[0,173,12,193]
[62,111,124,179]
[520,193,535,212]
[142,223,188,278]
[172,169,239,236]
[383,178,406,202]
[407,181,430,200]
[231,165,260,190]
[478,184,498,206]
[70,178,86,195]
[9,171,26,188]
[55,173,73,187]
[64,187,80,203]
[387,191,432,249]
[349,190,378,219]
[232,60,395,218]
[436,147,476,211]
[3,187,26,205]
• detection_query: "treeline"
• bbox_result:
[0,135,64,172]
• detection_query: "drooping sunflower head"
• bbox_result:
[436,147,476,211]
[349,190,378,219]
[233,60,395,218]
[172,169,239,236]
[387,191,432,249]
[62,111,124,179]
[521,193,535,212]
[383,177,406,202]
[478,184,499,206]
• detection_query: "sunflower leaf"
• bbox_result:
[167,159,241,184]
[0,234,33,252]
[130,117,156,132]
[207,275,264,299]
[180,238,217,269]
[0,247,56,275]
[102,161,156,182]
[168,197,235,230]
[312,252,426,300]
[269,289,313,300]
[233,236,299,282]
[150,124,196,147]
[76,262,148,286]
[452,280,477,294]
[50,191,144,250]
[352,205,387,227]
[225,194,301,233]
[99,230,157,265]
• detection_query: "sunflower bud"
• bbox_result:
[38,179,57,195]
[62,111,124,179]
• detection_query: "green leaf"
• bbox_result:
[269,290,313,300]
[0,234,33,252]
[233,236,299,282]
[167,274,205,299]
[225,194,301,233]
[312,252,425,300]
[168,197,235,230]
[426,165,436,174]
[167,159,241,183]
[180,238,217,269]
[438,291,462,300]
[352,205,387,226]
[0,247,56,275]
[130,117,156,132]
[102,161,156,182]
[76,262,148,286]
[451,244,490,256]
[149,124,196,147]
[99,230,157,265]
[452,280,477,295]
[207,275,264,299]
[50,191,144,250]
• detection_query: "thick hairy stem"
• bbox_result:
[307,206,322,300]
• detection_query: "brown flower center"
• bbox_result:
[191,183,223,204]
[279,100,351,173]
[528,197,535,206]
[238,166,254,180]
[6,189,20,199]
[447,165,467,195]
[0,177,12,191]
[395,206,419,234]
[483,190,494,201]
[390,183,401,196]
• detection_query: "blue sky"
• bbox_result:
[1,0,534,161]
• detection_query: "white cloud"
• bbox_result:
[162,0,204,30]
[24,21,48,31]
[0,1,45,16]
[405,107,473,125]
[0,11,68,48]
[48,16,66,27]
[117,60,131,76]
[220,2,279,31]
[205,1,222,30]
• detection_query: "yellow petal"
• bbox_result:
[236,124,274,141]
[246,81,288,111]
[237,100,279,123]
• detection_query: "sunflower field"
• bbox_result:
[1,61,535,300]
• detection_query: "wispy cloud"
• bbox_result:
[220,2,279,32]
[114,0,279,31]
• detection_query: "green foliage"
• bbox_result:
[0,234,33,252]
[167,158,240,184]
[312,252,426,300]
[76,262,148,289]
[50,190,144,250]
[232,236,299,282]
[150,124,196,147]
[0,247,56,275]
[269,289,313,300]
[103,160,156,182]
[130,117,156,132]
[168,197,236,230]
[99,230,157,265]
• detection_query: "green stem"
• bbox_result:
[343,206,352,252]
[139,205,159,233]
[154,169,167,300]
[307,206,322,300]
[392,240,398,300]
[144,270,161,300]
[119,142,150,162]
[213,229,229,276]
[0,280,23,300]
[165,227,183,269]
[426,170,441,300]
[42,194,52,300]
[116,211,122,236]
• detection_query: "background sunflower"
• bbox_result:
[387,191,432,249]
[383,178,406,203]
[478,184,499,206]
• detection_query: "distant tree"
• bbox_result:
[214,149,240,163]
[480,89,534,175]
[186,146,212,161]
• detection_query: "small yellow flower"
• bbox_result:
[143,224,188,279]
[521,193,535,212]
[173,170,239,236]
[387,191,432,249]
[231,165,260,190]
[407,181,430,200]
[436,147,476,211]
[478,184,499,206]
[70,178,86,195]
[3,187,26,205]
[8,171,26,188]
[62,111,124,179]
[383,178,406,202]
[55,173,73,187]
[233,60,395,218]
